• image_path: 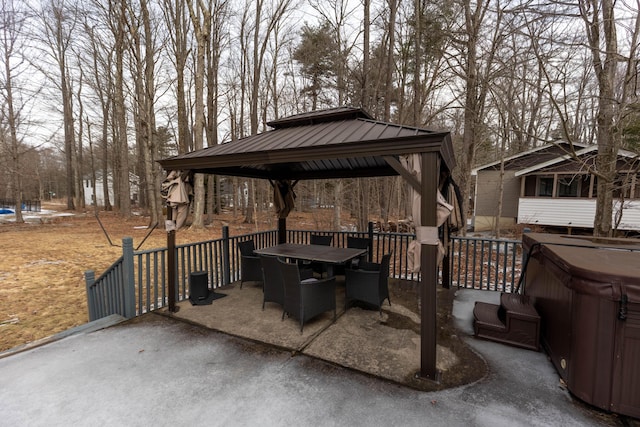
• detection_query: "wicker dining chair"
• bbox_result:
[238,240,262,288]
[279,258,336,333]
[308,234,333,277]
[259,255,284,310]
[344,253,391,316]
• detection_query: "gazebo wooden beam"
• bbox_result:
[419,151,440,381]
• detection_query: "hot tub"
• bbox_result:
[522,233,640,419]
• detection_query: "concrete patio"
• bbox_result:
[168,279,463,389]
[0,288,635,426]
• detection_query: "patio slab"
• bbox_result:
[166,280,463,388]
[168,281,343,352]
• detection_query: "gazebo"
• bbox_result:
[159,107,456,381]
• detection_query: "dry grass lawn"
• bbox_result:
[0,201,340,353]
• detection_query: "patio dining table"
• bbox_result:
[254,243,366,276]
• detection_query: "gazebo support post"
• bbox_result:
[167,208,178,313]
[278,217,287,244]
[419,151,440,381]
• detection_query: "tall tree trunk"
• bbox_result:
[581,0,618,237]
[52,3,76,211]
[458,0,494,236]
[1,14,23,223]
[74,71,84,209]
[333,181,342,230]
[141,0,162,224]
[101,106,112,211]
[361,0,370,109]
[166,0,192,154]
[86,21,113,211]
[87,120,98,210]
[412,0,421,125]
[186,0,210,228]
[205,0,226,223]
[358,179,369,232]
[384,0,398,121]
[115,0,131,217]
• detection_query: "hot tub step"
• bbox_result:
[473,293,540,351]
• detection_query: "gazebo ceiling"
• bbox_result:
[158,107,456,180]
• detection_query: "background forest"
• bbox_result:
[1,0,639,236]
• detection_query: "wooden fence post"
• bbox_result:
[122,237,136,318]
[84,270,97,321]
[367,221,374,262]
[222,226,230,285]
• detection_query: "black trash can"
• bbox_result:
[189,271,209,301]
[188,271,225,305]
[523,233,640,418]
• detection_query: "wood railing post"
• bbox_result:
[122,237,136,318]
[222,225,230,285]
[442,223,451,289]
[367,221,374,262]
[84,270,97,321]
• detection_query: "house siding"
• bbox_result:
[518,198,640,231]
[473,170,521,231]
[475,170,520,217]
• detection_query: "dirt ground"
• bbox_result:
[0,201,486,388]
[0,201,293,352]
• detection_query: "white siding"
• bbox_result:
[84,177,115,207]
[614,200,640,230]
[518,198,640,231]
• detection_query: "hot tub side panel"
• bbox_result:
[525,254,572,380]
[568,292,616,411]
[611,302,640,418]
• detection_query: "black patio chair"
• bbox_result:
[238,239,262,288]
[345,253,391,316]
[259,255,284,310]
[346,236,371,268]
[308,234,333,277]
[279,258,336,333]
[332,236,371,276]
[310,234,333,246]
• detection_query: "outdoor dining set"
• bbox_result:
[237,235,391,332]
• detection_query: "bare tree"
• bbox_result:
[83,11,114,211]
[0,0,28,222]
[578,0,640,236]
[110,0,132,216]
[361,0,370,110]
[163,0,192,155]
[242,0,293,224]
[126,0,164,225]
[523,1,640,236]
[185,0,211,229]
[205,0,230,223]
[36,0,81,211]
[449,0,504,235]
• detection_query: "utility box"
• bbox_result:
[522,233,640,419]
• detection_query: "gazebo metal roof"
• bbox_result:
[159,107,455,179]
[158,106,456,382]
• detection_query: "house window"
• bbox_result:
[580,175,591,197]
[523,176,537,196]
[613,174,635,199]
[537,177,554,197]
[557,176,579,197]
